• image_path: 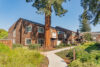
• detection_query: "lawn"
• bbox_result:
[56,42,100,67]
[0,43,48,67]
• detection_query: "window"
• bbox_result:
[25,38,32,45]
[38,27,44,33]
[26,26,32,32]
[38,39,44,45]
[58,31,64,34]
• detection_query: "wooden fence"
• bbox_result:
[0,39,12,48]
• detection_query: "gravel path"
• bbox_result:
[41,47,74,67]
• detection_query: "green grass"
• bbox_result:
[0,43,45,67]
[56,42,100,67]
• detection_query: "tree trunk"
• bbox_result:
[44,12,51,48]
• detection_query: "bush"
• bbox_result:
[69,60,82,67]
[13,44,23,49]
[0,48,44,67]
[55,43,67,48]
[0,43,10,53]
[83,33,92,41]
[28,44,41,50]
[66,48,90,62]
[0,29,8,39]
[69,60,98,67]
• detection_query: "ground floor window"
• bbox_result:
[38,39,44,46]
[25,38,32,45]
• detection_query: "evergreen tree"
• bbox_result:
[79,10,91,32]
[26,0,68,48]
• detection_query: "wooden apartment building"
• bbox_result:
[8,18,76,47]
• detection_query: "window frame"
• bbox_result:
[38,38,44,44]
[25,38,32,45]
[38,27,44,33]
[26,26,32,32]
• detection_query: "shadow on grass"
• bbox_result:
[85,43,100,52]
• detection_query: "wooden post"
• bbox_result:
[73,49,76,60]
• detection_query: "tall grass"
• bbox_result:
[0,43,44,67]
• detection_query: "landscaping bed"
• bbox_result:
[0,43,48,67]
[56,42,100,67]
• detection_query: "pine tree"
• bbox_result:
[26,0,68,48]
[79,10,91,32]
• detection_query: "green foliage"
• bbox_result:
[28,44,41,50]
[0,43,10,53]
[56,42,100,67]
[81,0,100,25]
[0,29,8,39]
[13,44,23,49]
[26,0,68,16]
[0,46,44,67]
[79,10,91,32]
[55,43,67,48]
[69,60,82,67]
[69,60,98,67]
[68,42,100,67]
[83,33,92,41]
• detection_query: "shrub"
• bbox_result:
[83,33,92,41]
[28,44,41,50]
[66,48,90,61]
[69,60,82,67]
[13,44,23,49]
[55,43,67,48]
[0,43,10,53]
[0,29,8,39]
[0,48,44,67]
[82,62,97,67]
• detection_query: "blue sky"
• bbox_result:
[0,0,100,32]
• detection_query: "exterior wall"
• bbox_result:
[0,39,12,48]
[8,18,76,47]
[96,35,100,42]
[50,28,58,47]
[8,19,44,46]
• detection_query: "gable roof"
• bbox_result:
[55,26,75,33]
[18,18,75,32]
[20,18,44,27]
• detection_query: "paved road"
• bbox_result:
[41,47,74,67]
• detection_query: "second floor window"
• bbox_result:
[58,31,64,34]
[26,26,32,32]
[38,27,44,33]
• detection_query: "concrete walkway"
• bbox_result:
[42,47,74,67]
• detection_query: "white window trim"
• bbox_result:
[25,38,32,45]
[26,26,32,32]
